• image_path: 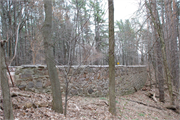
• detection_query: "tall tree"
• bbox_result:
[0,39,14,120]
[90,0,106,64]
[146,0,174,105]
[151,0,164,102]
[42,0,63,113]
[116,19,138,65]
[108,0,116,115]
[171,0,179,92]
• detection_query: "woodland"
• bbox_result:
[0,0,180,119]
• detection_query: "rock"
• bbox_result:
[23,102,33,109]
[88,88,94,94]
[22,65,36,68]
[37,65,46,68]
[36,80,43,88]
[27,81,34,89]
[20,74,32,79]
[35,102,49,107]
[23,102,37,110]
[18,85,26,90]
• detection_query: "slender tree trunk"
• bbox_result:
[94,1,100,65]
[172,0,179,110]
[146,16,153,88]
[171,0,179,91]
[164,0,179,106]
[0,40,14,120]
[147,0,174,105]
[156,37,164,102]
[108,0,116,115]
[42,0,63,113]
[164,0,171,70]
[153,1,164,102]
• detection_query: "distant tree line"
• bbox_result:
[0,0,147,66]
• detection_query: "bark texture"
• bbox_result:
[108,0,116,115]
[42,0,63,113]
[0,41,14,120]
[147,0,174,105]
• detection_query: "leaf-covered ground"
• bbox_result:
[0,85,179,120]
[0,71,179,120]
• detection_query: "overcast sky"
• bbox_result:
[114,0,139,21]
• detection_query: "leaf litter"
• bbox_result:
[0,85,179,120]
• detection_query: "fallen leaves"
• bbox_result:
[0,86,179,120]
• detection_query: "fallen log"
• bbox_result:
[11,92,31,97]
[124,98,163,110]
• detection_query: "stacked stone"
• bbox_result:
[14,65,147,97]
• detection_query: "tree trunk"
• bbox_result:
[153,0,164,102]
[42,0,63,113]
[172,0,179,110]
[0,40,14,120]
[147,0,174,105]
[94,1,101,65]
[171,0,179,91]
[164,0,171,70]
[156,37,164,102]
[108,0,116,115]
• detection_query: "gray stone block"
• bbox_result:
[14,65,147,97]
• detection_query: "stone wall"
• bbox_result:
[14,65,147,97]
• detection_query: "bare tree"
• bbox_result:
[151,0,164,102]
[108,0,116,115]
[0,39,14,120]
[42,0,63,113]
[146,0,174,106]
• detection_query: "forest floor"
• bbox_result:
[0,73,180,120]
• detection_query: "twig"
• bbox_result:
[5,62,14,87]
[103,101,109,106]
[152,93,157,102]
